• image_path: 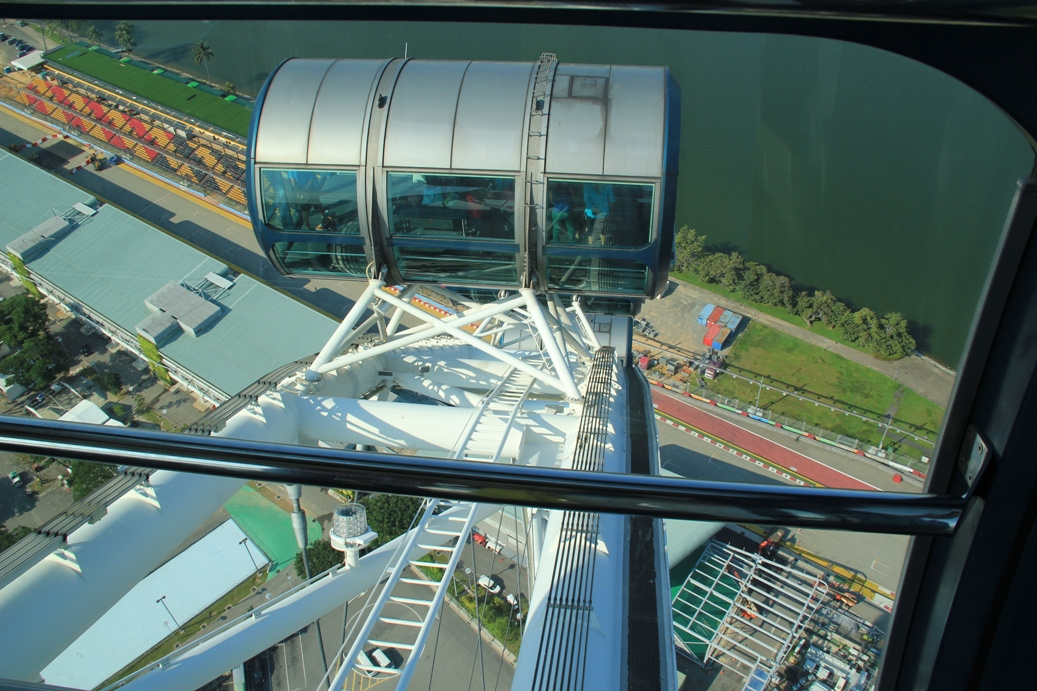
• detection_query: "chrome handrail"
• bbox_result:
[0,416,961,535]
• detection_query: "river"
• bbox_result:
[92,19,1035,366]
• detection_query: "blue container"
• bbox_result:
[697,303,715,326]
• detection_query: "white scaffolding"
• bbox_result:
[672,541,828,688]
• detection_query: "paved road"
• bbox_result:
[656,404,909,596]
[654,389,878,490]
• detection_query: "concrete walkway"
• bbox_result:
[638,279,956,408]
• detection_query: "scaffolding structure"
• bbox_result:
[672,540,828,688]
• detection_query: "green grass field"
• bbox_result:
[46,46,251,136]
[706,322,944,453]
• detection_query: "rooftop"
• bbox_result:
[0,149,336,397]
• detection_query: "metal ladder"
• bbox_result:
[461,366,537,462]
[333,368,536,687]
[523,52,558,288]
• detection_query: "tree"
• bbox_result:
[759,272,796,311]
[0,335,64,389]
[737,262,769,303]
[66,460,117,501]
[361,494,423,548]
[799,290,846,328]
[114,21,135,54]
[697,251,745,289]
[193,41,214,84]
[222,82,237,97]
[673,226,706,273]
[0,525,31,554]
[102,370,123,396]
[294,539,341,578]
[86,25,102,46]
[874,312,916,360]
[65,19,83,39]
[841,307,882,349]
[0,295,51,348]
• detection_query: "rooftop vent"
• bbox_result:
[135,282,222,344]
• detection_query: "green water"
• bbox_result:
[100,20,1034,365]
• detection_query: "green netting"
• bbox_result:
[672,560,741,662]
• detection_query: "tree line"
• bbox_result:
[674,226,916,360]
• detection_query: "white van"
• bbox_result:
[357,647,396,676]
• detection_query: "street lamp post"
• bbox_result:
[286,484,330,688]
[239,537,260,573]
[879,414,892,452]
[156,595,182,632]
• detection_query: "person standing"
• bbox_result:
[583,183,615,245]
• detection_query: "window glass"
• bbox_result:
[546,180,654,248]
[394,247,518,284]
[546,256,649,294]
[1,16,1033,691]
[260,169,359,233]
[271,240,367,277]
[387,172,516,240]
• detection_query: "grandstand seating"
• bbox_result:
[125,117,148,139]
[66,92,88,112]
[9,70,250,205]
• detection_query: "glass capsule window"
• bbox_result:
[387,173,517,240]
[393,247,519,284]
[271,241,368,277]
[545,180,654,248]
[259,169,360,233]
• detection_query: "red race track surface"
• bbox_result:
[652,390,877,490]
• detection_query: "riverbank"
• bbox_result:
[639,279,955,408]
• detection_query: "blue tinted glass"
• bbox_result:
[547,180,654,248]
[387,173,516,240]
[260,169,359,233]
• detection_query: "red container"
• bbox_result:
[703,323,722,346]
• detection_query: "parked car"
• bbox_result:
[79,344,93,356]
[477,574,502,595]
[8,470,21,487]
[357,647,398,677]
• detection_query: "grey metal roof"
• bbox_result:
[6,216,72,262]
[255,58,389,166]
[0,150,336,397]
[143,283,222,339]
[546,64,669,178]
